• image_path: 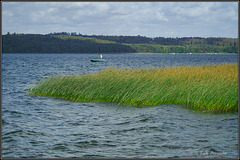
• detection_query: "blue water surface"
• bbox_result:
[2,53,238,158]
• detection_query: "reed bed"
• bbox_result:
[28,63,238,112]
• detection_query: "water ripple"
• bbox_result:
[2,54,238,158]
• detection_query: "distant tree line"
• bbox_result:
[3,33,136,53]
[89,35,238,46]
[127,44,238,54]
[46,32,238,46]
[2,32,238,54]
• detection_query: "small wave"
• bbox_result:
[74,140,99,148]
[120,127,138,133]
[68,122,84,126]
[26,130,45,136]
[168,156,181,158]
[52,144,69,150]
[209,148,220,153]
[201,146,221,153]
[4,110,22,115]
[115,121,131,125]
[2,119,7,125]
[221,118,238,122]
[82,154,105,158]
[139,117,150,122]
[161,144,182,149]
[102,143,117,147]
[2,136,15,143]
[5,130,23,135]
[111,124,165,135]
[197,139,209,142]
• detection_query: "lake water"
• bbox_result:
[2,53,238,158]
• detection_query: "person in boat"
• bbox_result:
[100,53,103,60]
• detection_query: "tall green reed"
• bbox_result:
[28,63,238,112]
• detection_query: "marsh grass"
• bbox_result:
[28,63,238,112]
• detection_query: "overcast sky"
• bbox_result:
[2,2,238,38]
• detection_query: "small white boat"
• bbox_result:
[90,59,107,62]
[90,53,107,62]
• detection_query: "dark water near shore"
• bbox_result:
[2,53,238,158]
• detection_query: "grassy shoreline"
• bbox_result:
[28,63,238,112]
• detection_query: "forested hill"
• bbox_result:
[2,32,238,54]
[83,34,238,46]
[2,33,135,53]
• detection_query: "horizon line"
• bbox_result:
[3,32,238,39]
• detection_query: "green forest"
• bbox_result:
[2,32,238,54]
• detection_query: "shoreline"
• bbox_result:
[3,52,237,55]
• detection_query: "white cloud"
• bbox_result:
[172,2,212,17]
[2,2,238,38]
